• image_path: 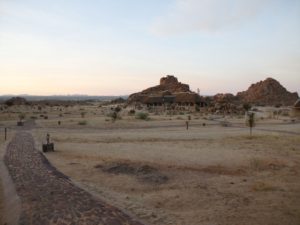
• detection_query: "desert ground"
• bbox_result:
[1,103,300,225]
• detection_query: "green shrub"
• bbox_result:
[135,112,149,120]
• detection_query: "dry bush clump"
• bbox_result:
[135,112,149,120]
[251,182,277,192]
[249,158,287,172]
[78,120,87,125]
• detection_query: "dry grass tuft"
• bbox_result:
[251,182,277,192]
[249,158,287,172]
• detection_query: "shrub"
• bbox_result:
[220,121,230,127]
[80,112,86,118]
[135,112,149,120]
[243,103,252,112]
[128,109,136,116]
[114,106,122,113]
[78,120,87,125]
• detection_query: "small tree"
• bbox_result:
[246,112,255,137]
[243,103,252,112]
[108,107,122,122]
[110,111,118,122]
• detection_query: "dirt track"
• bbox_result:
[4,131,145,225]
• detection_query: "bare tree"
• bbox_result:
[246,112,255,137]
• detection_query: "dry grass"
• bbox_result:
[31,118,300,225]
[3,104,300,225]
[249,158,287,172]
[251,181,277,192]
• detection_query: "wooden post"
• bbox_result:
[4,127,7,141]
[186,121,189,130]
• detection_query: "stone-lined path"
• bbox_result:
[4,132,145,225]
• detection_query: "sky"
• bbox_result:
[0,0,299,96]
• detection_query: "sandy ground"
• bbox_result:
[1,104,300,225]
[31,109,300,225]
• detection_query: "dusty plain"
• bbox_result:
[1,103,300,225]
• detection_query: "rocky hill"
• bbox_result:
[127,75,192,103]
[237,78,298,106]
[140,75,190,94]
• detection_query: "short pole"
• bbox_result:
[4,127,7,141]
[186,121,189,130]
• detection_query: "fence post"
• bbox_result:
[4,127,7,141]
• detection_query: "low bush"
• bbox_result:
[135,112,149,120]
[128,109,136,116]
[78,120,87,125]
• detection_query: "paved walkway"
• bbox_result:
[4,132,145,225]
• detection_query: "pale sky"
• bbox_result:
[0,0,299,96]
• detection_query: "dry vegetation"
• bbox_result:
[1,103,300,225]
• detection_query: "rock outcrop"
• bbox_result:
[141,75,190,95]
[237,78,298,106]
[127,75,193,104]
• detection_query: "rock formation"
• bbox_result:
[126,75,206,112]
[127,75,193,104]
[237,78,298,106]
[141,75,190,95]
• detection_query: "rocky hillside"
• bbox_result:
[237,78,298,106]
[140,75,190,94]
[127,75,192,103]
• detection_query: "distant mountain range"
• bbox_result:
[0,95,128,102]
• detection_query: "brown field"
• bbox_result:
[1,103,300,225]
